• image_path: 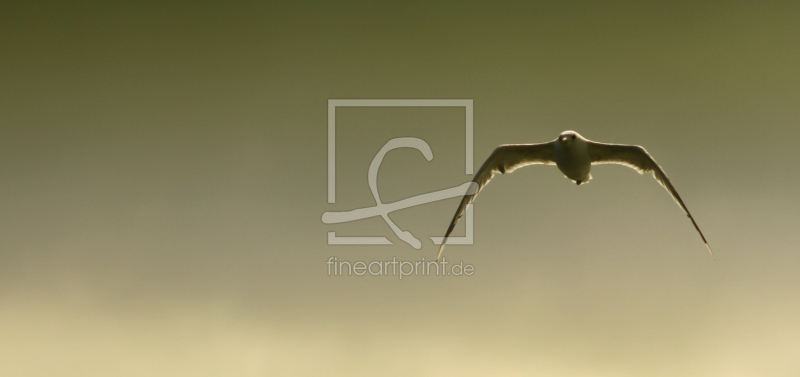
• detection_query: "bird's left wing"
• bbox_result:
[436,143,556,260]
[587,142,712,255]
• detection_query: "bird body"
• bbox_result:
[436,130,712,260]
[553,131,592,184]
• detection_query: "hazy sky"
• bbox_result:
[2,1,799,376]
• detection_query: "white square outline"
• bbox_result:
[327,99,474,245]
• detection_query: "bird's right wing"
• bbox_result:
[587,142,712,255]
[436,142,556,260]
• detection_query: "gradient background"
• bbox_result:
[2,1,799,376]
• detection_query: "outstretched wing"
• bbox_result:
[436,143,556,260]
[587,142,712,255]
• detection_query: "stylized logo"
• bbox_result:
[322,99,478,249]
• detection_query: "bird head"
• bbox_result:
[559,130,583,145]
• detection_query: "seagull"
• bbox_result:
[436,130,712,260]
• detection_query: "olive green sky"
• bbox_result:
[1,1,799,376]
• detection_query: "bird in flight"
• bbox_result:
[436,130,712,260]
